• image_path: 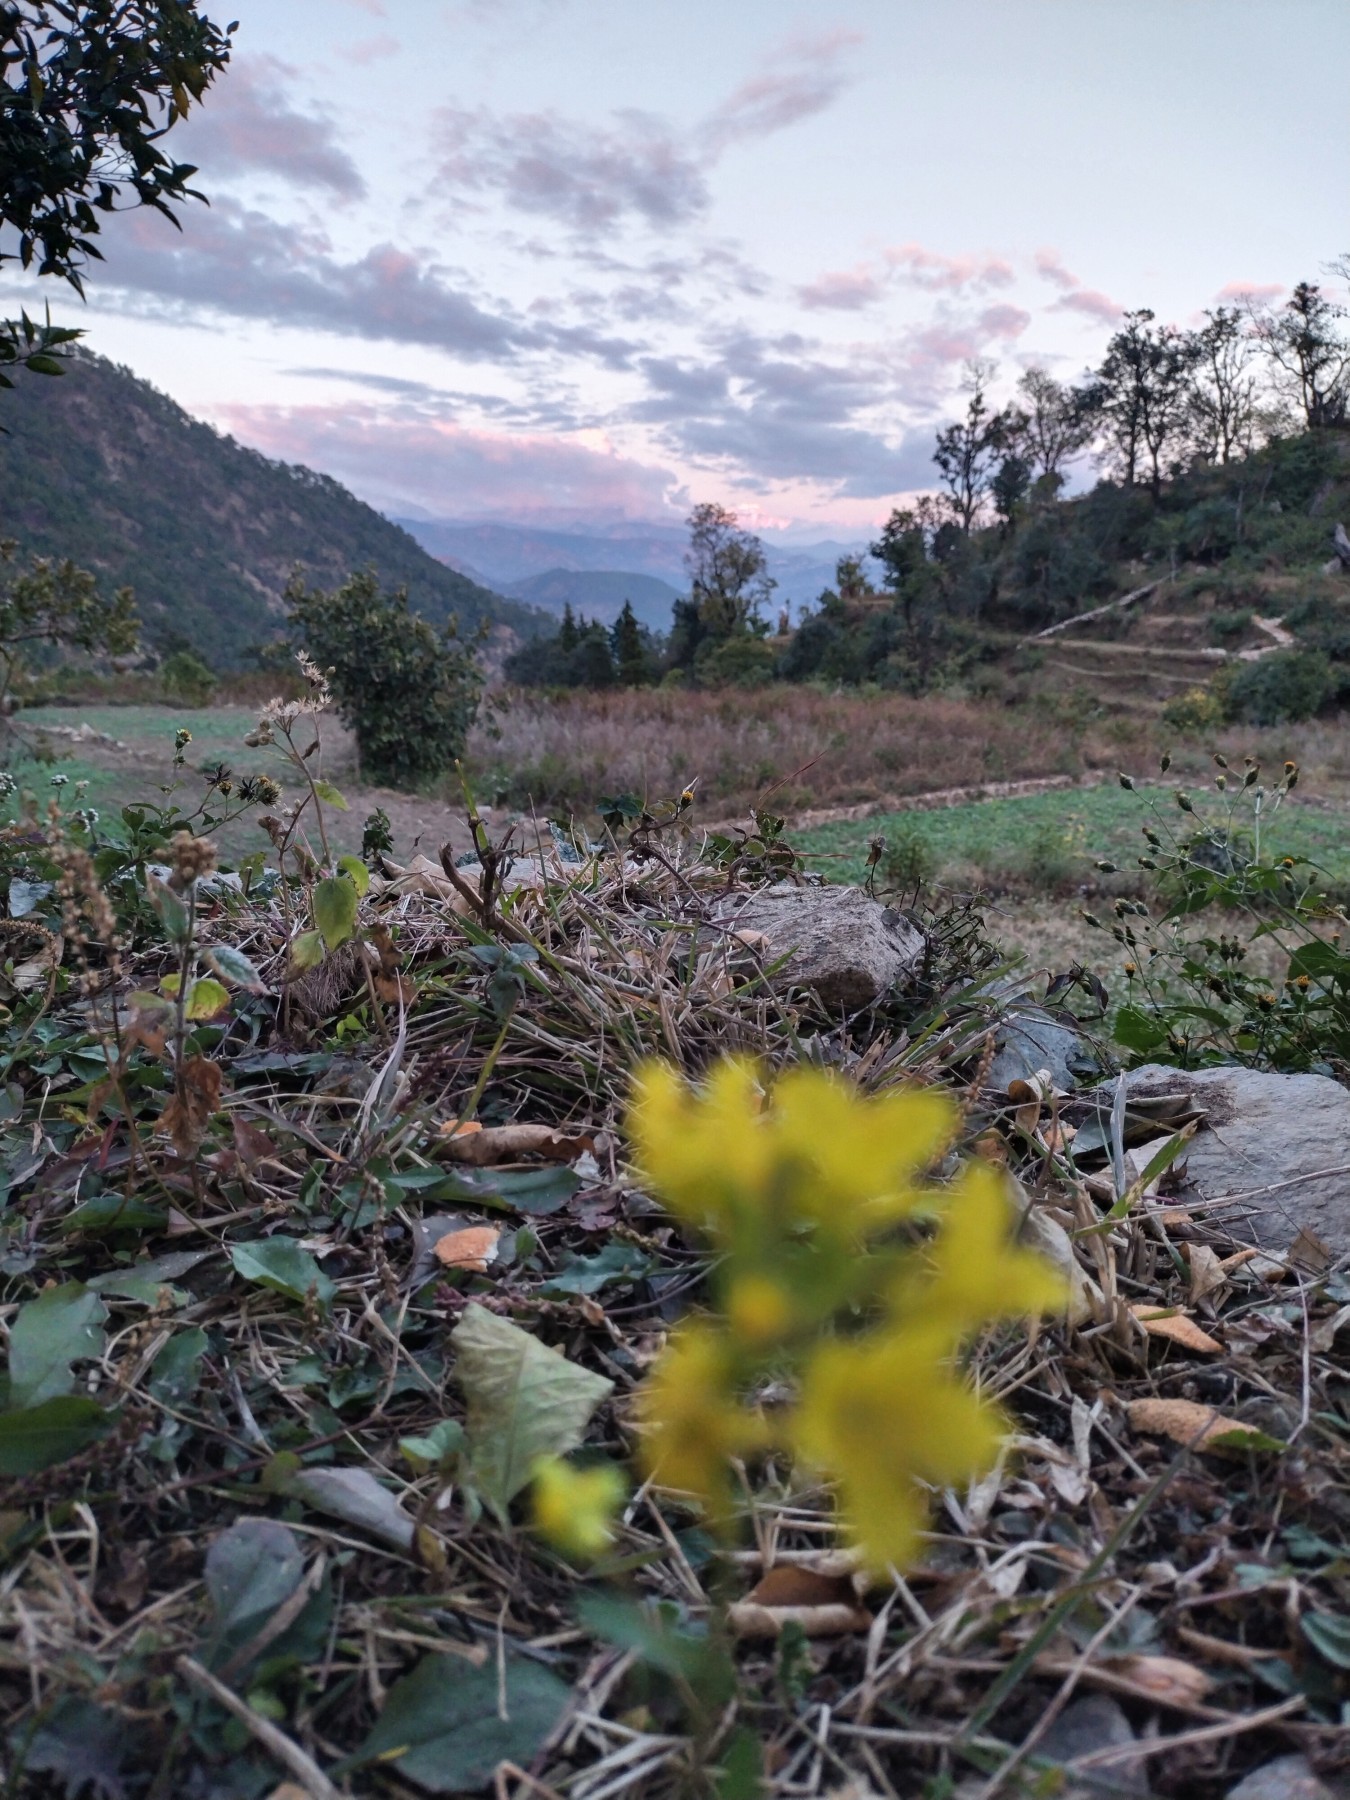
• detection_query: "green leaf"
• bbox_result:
[185,976,231,1020]
[540,1242,657,1298]
[286,1465,416,1554]
[88,1250,211,1305]
[313,780,350,812]
[351,1653,570,1793]
[62,1194,168,1236]
[289,928,326,971]
[0,1397,111,1475]
[9,1283,108,1409]
[1111,1004,1169,1054]
[148,1327,208,1406]
[313,875,359,949]
[231,1238,336,1310]
[205,943,265,990]
[146,876,191,946]
[337,854,371,897]
[203,1519,305,1669]
[1302,1609,1350,1671]
[399,1420,465,1473]
[452,1304,612,1521]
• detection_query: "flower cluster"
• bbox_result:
[630,1059,1063,1571]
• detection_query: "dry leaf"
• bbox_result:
[1016,1195,1102,1326]
[1127,1397,1248,1451]
[729,1565,871,1638]
[159,1055,224,1156]
[438,1119,483,1141]
[372,853,475,915]
[1288,1225,1331,1275]
[1153,1206,1194,1228]
[1129,1306,1221,1354]
[433,1226,501,1273]
[1186,1243,1226,1304]
[439,1121,594,1166]
[1100,1653,1215,1708]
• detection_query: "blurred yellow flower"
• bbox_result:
[795,1326,1007,1571]
[726,1272,795,1346]
[634,1322,765,1514]
[531,1456,626,1561]
[899,1162,1068,1336]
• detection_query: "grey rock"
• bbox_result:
[990,1008,1098,1092]
[712,883,925,1009]
[1226,1754,1342,1800]
[1033,1695,1149,1796]
[1119,1064,1350,1255]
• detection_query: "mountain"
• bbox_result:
[393,516,872,614]
[499,568,681,632]
[0,354,541,668]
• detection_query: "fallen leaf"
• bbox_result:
[433,1225,501,1272]
[1153,1206,1194,1228]
[1186,1243,1227,1304]
[286,1465,426,1558]
[439,1121,594,1166]
[1100,1653,1215,1708]
[1129,1306,1222,1354]
[1126,1398,1283,1454]
[1015,1193,1102,1326]
[159,1055,224,1156]
[437,1118,483,1140]
[728,1598,873,1639]
[1288,1225,1331,1275]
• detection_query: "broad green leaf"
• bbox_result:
[15,1696,130,1800]
[185,977,231,1020]
[1302,1609,1350,1671]
[231,1237,335,1309]
[540,1242,657,1298]
[313,875,359,950]
[148,1326,208,1406]
[1111,1004,1169,1055]
[61,1194,168,1236]
[9,1283,108,1409]
[399,1420,465,1472]
[352,1653,570,1793]
[452,1304,612,1520]
[146,876,191,945]
[313,779,350,812]
[203,1519,305,1669]
[89,1250,211,1307]
[289,928,326,971]
[337,854,371,897]
[0,1397,111,1474]
[205,943,265,990]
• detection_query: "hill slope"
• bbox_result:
[501,567,680,631]
[0,355,540,667]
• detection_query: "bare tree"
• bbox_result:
[1015,367,1095,480]
[1250,282,1350,428]
[1186,308,1259,463]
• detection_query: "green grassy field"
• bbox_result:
[796,779,1350,890]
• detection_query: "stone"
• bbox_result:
[1031,1695,1148,1796]
[1118,1064,1350,1256]
[989,1007,1099,1092]
[1226,1754,1343,1800]
[711,883,925,1010]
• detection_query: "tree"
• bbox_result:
[285,570,482,789]
[1087,309,1198,499]
[989,452,1032,536]
[611,599,647,685]
[1251,282,1349,429]
[684,502,775,642]
[558,601,578,653]
[0,537,138,719]
[869,509,938,634]
[931,360,1015,533]
[1187,307,1259,463]
[1015,367,1095,481]
[1,1,233,385]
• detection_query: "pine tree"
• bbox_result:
[559,601,578,652]
[612,599,645,685]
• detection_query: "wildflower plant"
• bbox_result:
[629,1058,1063,1572]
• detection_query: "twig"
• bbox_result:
[176,1655,345,1800]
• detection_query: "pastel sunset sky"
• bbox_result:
[3,0,1345,533]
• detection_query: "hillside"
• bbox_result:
[0,354,542,667]
[502,566,680,631]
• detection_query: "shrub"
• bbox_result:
[160,648,217,704]
[1221,649,1333,726]
[1208,608,1252,645]
[1162,685,1226,733]
[285,570,482,788]
[882,824,936,891]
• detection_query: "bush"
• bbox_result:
[882,825,937,891]
[1161,686,1226,733]
[285,569,482,788]
[696,634,777,687]
[160,648,217,704]
[1221,649,1333,725]
[1208,608,1252,645]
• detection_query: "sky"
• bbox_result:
[2,0,1347,536]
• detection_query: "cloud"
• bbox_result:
[432,33,857,236]
[1033,247,1078,291]
[173,56,366,198]
[214,400,682,523]
[1216,279,1284,303]
[1034,248,1123,324]
[885,243,1015,293]
[798,267,882,311]
[342,33,399,63]
[978,302,1031,339]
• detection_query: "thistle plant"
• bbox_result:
[629,1058,1063,1571]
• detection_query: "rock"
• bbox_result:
[711,883,925,1009]
[1117,1064,1350,1256]
[990,1007,1099,1092]
[1226,1754,1343,1800]
[1032,1695,1148,1796]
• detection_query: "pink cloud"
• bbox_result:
[797,266,881,310]
[214,402,681,523]
[1050,287,1124,325]
[885,242,1015,292]
[175,55,365,196]
[702,31,860,154]
[342,33,399,63]
[978,302,1031,339]
[1034,247,1078,291]
[1216,279,1284,303]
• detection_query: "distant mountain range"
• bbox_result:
[0,355,542,667]
[392,516,873,622]
[498,568,681,632]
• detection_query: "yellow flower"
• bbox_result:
[629,1059,772,1231]
[900,1163,1067,1335]
[725,1272,795,1346]
[531,1457,626,1561]
[634,1322,764,1514]
[794,1326,1007,1571]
